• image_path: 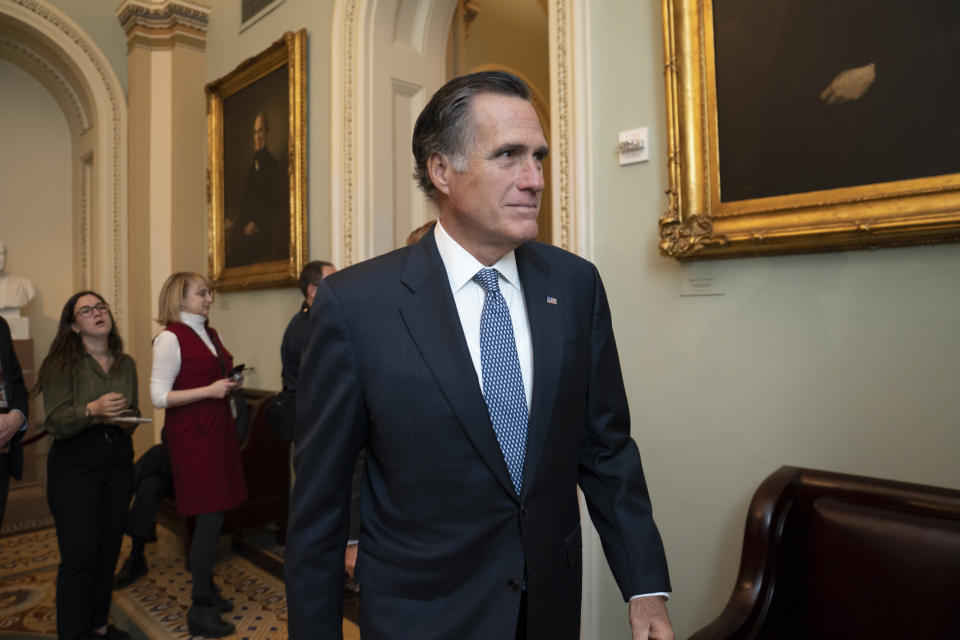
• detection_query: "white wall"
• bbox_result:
[588,1,960,638]
[0,58,74,372]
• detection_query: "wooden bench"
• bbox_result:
[156,388,290,555]
[691,465,960,639]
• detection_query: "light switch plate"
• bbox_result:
[618,127,649,165]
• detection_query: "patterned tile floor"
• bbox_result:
[0,525,361,639]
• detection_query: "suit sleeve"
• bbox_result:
[1,317,28,420]
[576,265,671,600]
[285,279,367,638]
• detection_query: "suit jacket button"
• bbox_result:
[520,504,528,516]
[506,578,520,592]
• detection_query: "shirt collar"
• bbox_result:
[434,220,521,294]
[179,310,207,332]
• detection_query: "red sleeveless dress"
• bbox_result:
[163,322,248,516]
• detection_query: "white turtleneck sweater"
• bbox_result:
[150,311,217,409]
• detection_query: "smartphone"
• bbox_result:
[229,364,255,380]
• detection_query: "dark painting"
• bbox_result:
[221,65,290,269]
[713,0,960,202]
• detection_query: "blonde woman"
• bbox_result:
[152,272,246,636]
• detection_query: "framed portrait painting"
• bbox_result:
[207,29,306,290]
[659,0,960,259]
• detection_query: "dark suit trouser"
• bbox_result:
[47,428,133,640]
[126,472,173,539]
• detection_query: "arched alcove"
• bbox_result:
[0,0,128,336]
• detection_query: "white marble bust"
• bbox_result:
[0,240,37,309]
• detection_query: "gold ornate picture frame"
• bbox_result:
[659,0,960,259]
[207,29,306,290]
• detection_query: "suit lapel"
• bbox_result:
[399,232,520,501]
[516,244,562,499]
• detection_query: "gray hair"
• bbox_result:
[411,71,532,199]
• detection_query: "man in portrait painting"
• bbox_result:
[226,111,290,268]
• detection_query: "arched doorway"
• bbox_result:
[331,0,589,266]
[0,0,128,333]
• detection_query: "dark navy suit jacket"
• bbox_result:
[285,230,669,639]
[1,316,28,480]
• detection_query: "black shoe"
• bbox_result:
[87,624,132,640]
[187,604,235,638]
[211,583,234,613]
[113,555,148,589]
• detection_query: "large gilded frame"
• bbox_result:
[207,29,307,290]
[658,0,960,259]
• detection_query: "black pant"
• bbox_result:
[0,452,11,527]
[516,591,528,640]
[47,427,133,640]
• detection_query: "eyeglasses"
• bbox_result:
[75,302,110,318]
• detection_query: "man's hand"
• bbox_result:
[0,412,24,449]
[630,596,673,640]
[344,543,358,579]
[820,62,876,105]
[243,221,260,236]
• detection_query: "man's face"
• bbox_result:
[253,114,267,152]
[434,93,547,264]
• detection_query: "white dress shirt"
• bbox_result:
[433,221,533,410]
[433,222,668,603]
[150,311,217,409]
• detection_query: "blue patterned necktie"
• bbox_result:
[473,268,528,495]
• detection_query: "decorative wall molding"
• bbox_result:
[550,0,572,251]
[0,35,91,131]
[80,152,93,288]
[330,0,360,267]
[116,0,209,52]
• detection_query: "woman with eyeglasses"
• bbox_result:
[37,292,139,640]
[150,272,247,637]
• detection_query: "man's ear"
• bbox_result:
[427,153,453,196]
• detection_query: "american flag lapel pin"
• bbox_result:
[546,296,558,305]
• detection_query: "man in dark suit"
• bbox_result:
[275,260,364,585]
[0,315,29,526]
[285,71,672,640]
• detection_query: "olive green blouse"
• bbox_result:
[42,353,139,440]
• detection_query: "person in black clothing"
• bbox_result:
[279,260,337,403]
[113,442,174,589]
[273,261,364,583]
[0,315,29,527]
